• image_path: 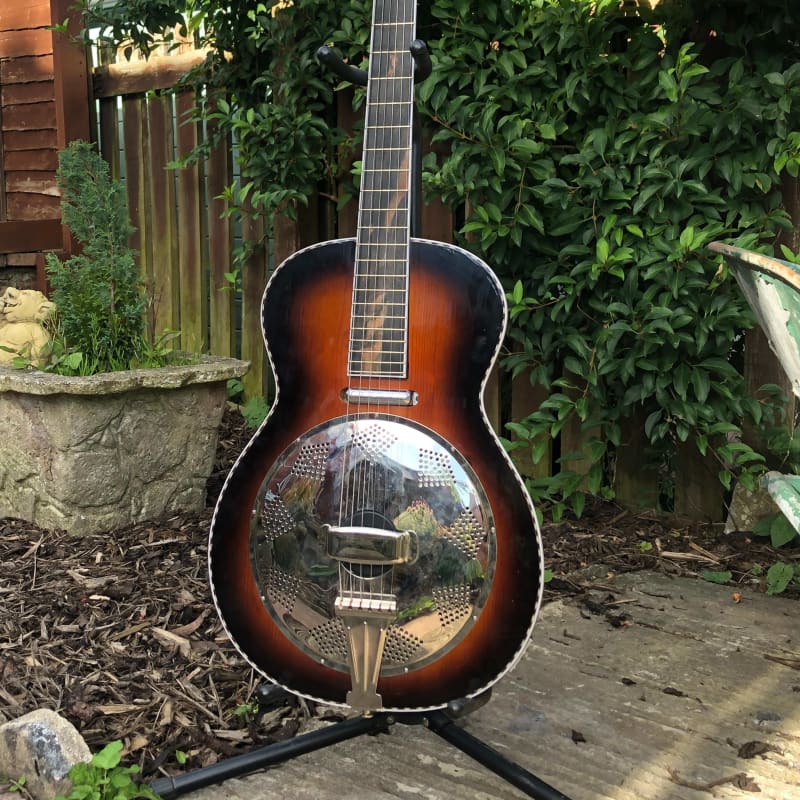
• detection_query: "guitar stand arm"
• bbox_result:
[317,39,432,86]
[316,45,368,87]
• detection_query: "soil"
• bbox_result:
[0,408,797,783]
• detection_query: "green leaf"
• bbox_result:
[531,438,549,465]
[538,122,557,141]
[91,741,123,771]
[770,515,798,548]
[702,570,733,585]
[570,491,586,519]
[766,562,795,595]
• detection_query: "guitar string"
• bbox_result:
[340,0,415,605]
[343,0,385,597]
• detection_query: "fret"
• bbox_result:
[354,262,408,268]
[349,369,407,378]
[355,287,405,298]
[350,336,405,345]
[356,284,405,290]
[360,256,408,262]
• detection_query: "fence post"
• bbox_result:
[509,372,551,479]
[147,94,179,336]
[206,113,235,357]
[174,90,208,353]
[239,211,268,398]
[672,444,724,521]
[121,94,153,325]
[614,409,661,510]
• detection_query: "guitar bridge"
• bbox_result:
[341,387,418,406]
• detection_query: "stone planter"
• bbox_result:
[0,355,249,535]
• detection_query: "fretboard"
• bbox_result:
[348,0,416,379]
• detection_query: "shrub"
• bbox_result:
[45,140,168,375]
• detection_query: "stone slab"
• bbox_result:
[177,572,800,800]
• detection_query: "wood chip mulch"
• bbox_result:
[0,407,797,781]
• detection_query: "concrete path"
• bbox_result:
[178,572,800,800]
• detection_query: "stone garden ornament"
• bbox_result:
[0,286,55,366]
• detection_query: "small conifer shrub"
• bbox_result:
[45,140,154,374]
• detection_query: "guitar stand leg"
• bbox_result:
[422,710,574,800]
[148,714,388,800]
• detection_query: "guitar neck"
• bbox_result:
[349,0,417,380]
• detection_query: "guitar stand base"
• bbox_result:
[149,700,574,800]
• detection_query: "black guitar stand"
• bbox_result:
[149,38,573,800]
[150,685,573,800]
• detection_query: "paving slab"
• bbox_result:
[176,572,800,800]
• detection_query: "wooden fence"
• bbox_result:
[89,49,798,523]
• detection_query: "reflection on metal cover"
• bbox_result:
[249,415,495,677]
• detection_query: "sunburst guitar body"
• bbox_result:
[208,0,543,714]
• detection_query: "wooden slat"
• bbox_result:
[2,128,57,151]
[6,193,60,220]
[1,101,56,131]
[1,80,53,105]
[240,213,268,397]
[0,2,50,32]
[175,90,207,353]
[510,372,551,479]
[3,150,58,172]
[206,115,234,356]
[9,252,39,266]
[0,219,61,253]
[560,417,600,491]
[122,94,152,320]
[673,443,724,521]
[0,55,54,83]
[614,410,661,510]
[419,132,454,244]
[98,97,120,179]
[421,195,453,243]
[4,171,57,195]
[559,371,600,490]
[0,29,52,59]
[147,93,179,336]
